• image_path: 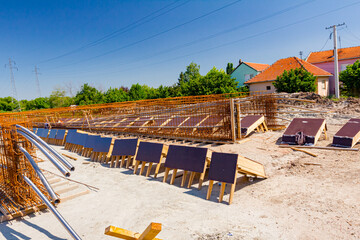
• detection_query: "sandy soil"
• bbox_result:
[1,117,359,240]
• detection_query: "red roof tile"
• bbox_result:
[307,46,360,63]
[245,57,332,84]
[243,62,269,72]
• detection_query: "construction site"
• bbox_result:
[0,92,359,239]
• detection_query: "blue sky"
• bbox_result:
[1,0,360,99]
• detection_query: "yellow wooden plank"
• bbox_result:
[237,155,266,178]
[104,225,137,240]
[138,222,162,240]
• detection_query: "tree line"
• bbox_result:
[0,62,248,112]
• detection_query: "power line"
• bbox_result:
[319,32,332,51]
[39,0,189,64]
[47,0,245,69]
[45,0,311,74]
[345,25,360,42]
[102,2,360,77]
[45,0,360,82]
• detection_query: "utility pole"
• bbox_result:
[5,58,21,111]
[34,65,42,97]
[326,23,345,98]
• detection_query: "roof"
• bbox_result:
[243,62,269,72]
[307,46,360,63]
[231,60,269,74]
[245,57,332,84]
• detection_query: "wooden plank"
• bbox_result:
[138,222,162,240]
[170,169,177,185]
[219,183,226,203]
[62,153,77,161]
[104,225,138,240]
[237,155,266,178]
[56,185,79,194]
[61,189,90,202]
[230,99,236,142]
[290,147,317,157]
[279,145,359,151]
[228,171,237,205]
[187,172,196,188]
[181,171,188,187]
[163,168,170,183]
[206,180,214,200]
[146,162,153,177]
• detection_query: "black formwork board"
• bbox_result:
[135,142,163,163]
[41,129,50,138]
[112,138,138,156]
[240,115,262,134]
[36,128,44,137]
[208,152,238,184]
[48,129,58,139]
[165,145,208,173]
[65,131,76,144]
[84,135,101,149]
[55,129,66,140]
[76,133,88,146]
[282,118,325,145]
[93,137,112,153]
[71,132,84,145]
[333,118,360,147]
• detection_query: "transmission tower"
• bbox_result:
[34,66,41,97]
[5,58,21,111]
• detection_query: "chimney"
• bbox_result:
[239,59,242,64]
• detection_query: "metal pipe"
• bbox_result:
[17,130,70,177]
[23,175,82,240]
[18,146,60,204]
[16,125,75,171]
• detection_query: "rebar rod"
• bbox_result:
[23,175,82,240]
[16,130,70,177]
[16,125,75,171]
[18,146,60,204]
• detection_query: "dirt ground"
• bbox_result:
[0,114,359,239]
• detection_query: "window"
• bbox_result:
[245,74,255,81]
[266,86,271,90]
[341,64,349,71]
[322,80,326,90]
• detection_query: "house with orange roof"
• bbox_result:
[244,57,332,96]
[230,59,269,86]
[306,46,360,95]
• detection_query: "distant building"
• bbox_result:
[230,59,269,86]
[244,57,332,96]
[306,46,360,95]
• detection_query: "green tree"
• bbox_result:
[104,87,128,103]
[181,62,201,84]
[340,60,360,96]
[128,84,157,101]
[49,88,74,108]
[74,84,104,105]
[0,97,19,111]
[180,67,238,96]
[273,68,316,93]
[226,62,234,75]
[24,97,51,110]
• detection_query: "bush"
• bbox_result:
[273,68,316,93]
